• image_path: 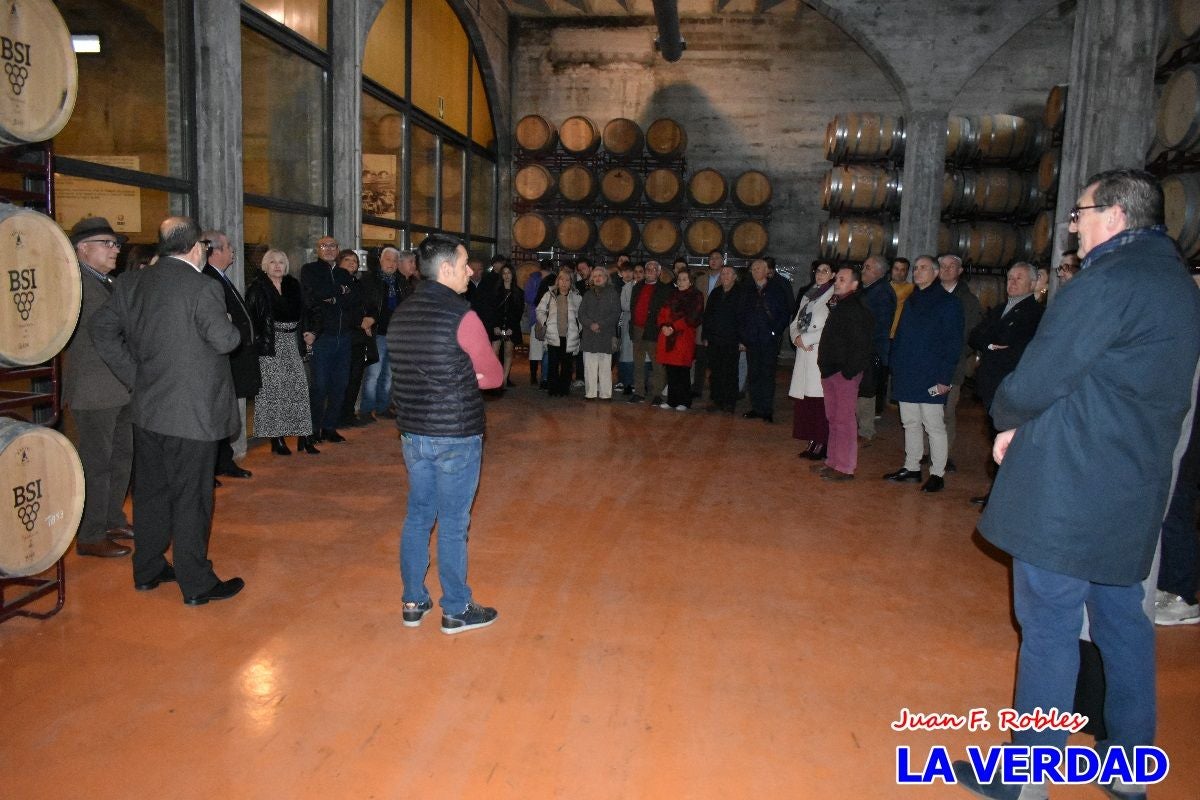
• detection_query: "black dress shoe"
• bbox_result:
[76,539,131,557]
[271,437,292,456]
[742,410,762,419]
[106,525,135,541]
[218,465,252,478]
[184,577,245,606]
[921,475,946,493]
[321,428,346,443]
[299,436,321,454]
[135,564,176,591]
[883,468,922,482]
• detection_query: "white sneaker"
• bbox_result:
[658,402,671,409]
[674,405,688,411]
[1155,593,1200,626]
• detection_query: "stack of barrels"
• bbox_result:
[0,0,87,583]
[1151,0,1200,263]
[819,105,1061,271]
[512,114,772,264]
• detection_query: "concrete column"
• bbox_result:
[1052,0,1164,270]
[333,1,367,250]
[897,109,947,260]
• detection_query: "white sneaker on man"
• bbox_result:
[1154,592,1200,626]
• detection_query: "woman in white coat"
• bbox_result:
[788,261,835,459]
[536,268,582,397]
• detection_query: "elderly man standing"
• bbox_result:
[737,258,791,423]
[854,254,896,442]
[936,253,983,472]
[952,171,1200,800]
[388,234,503,634]
[883,255,963,493]
[202,229,258,480]
[91,217,245,604]
[62,217,133,558]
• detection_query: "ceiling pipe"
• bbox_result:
[651,0,686,62]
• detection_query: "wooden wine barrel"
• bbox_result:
[1030,210,1055,262]
[600,167,643,207]
[0,418,84,577]
[942,169,969,215]
[558,163,597,204]
[559,115,600,156]
[516,260,540,291]
[971,275,1006,311]
[818,217,896,262]
[945,116,976,164]
[644,168,684,207]
[1157,65,1200,152]
[556,214,596,252]
[971,114,1048,167]
[642,217,682,256]
[0,0,78,146]
[514,164,555,203]
[937,222,956,255]
[514,114,557,154]
[599,216,639,254]
[684,218,724,256]
[823,113,905,163]
[602,117,644,159]
[688,168,727,207]
[730,220,769,258]
[1037,148,1061,196]
[823,165,899,213]
[512,212,554,251]
[968,169,1042,217]
[0,205,82,367]
[645,118,687,159]
[1162,172,1200,258]
[733,170,772,211]
[956,221,1030,268]
[1043,84,1068,132]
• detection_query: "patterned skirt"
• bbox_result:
[252,322,313,438]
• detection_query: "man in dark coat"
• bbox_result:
[202,229,258,480]
[300,236,357,442]
[701,264,742,413]
[953,169,1200,800]
[883,255,963,493]
[91,216,245,605]
[966,261,1043,507]
[63,216,133,558]
[815,266,874,480]
[854,254,896,442]
[736,258,791,423]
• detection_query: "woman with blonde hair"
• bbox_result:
[536,268,582,396]
[246,249,319,454]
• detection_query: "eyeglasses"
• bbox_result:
[86,239,120,249]
[318,242,338,249]
[1069,204,1109,224]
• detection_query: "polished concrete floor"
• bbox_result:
[2,368,1198,799]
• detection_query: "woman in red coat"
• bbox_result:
[656,268,705,410]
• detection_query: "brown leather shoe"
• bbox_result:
[106,525,134,541]
[77,539,132,558]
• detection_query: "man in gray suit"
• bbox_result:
[62,217,134,558]
[91,217,246,605]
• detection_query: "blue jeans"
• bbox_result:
[400,433,483,613]
[310,332,351,431]
[1011,559,1155,751]
[360,334,391,414]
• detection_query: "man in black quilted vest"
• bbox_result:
[387,234,503,635]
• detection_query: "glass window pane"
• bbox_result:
[55,0,186,178]
[471,58,495,150]
[469,153,495,239]
[441,142,463,233]
[243,0,327,49]
[410,0,468,134]
[243,205,327,282]
[410,126,437,228]
[242,26,327,205]
[362,95,404,241]
[53,176,186,246]
[363,0,406,98]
